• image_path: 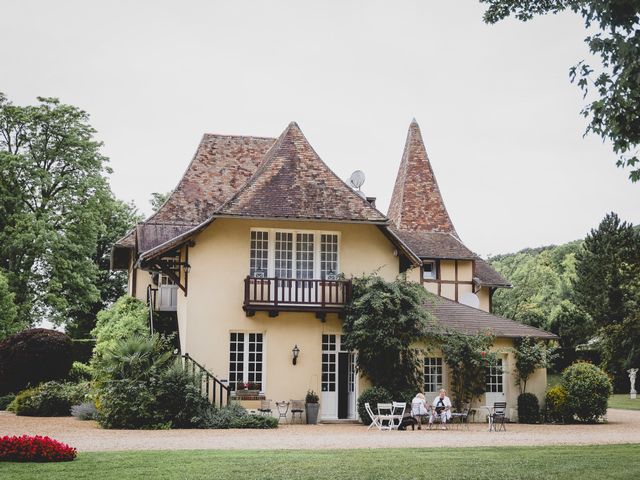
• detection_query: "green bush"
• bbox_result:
[0,329,73,395]
[0,393,15,410]
[545,384,572,423]
[357,386,392,426]
[200,403,277,429]
[230,414,278,429]
[68,362,93,383]
[96,379,160,429]
[152,361,213,428]
[91,296,149,365]
[7,381,86,416]
[562,362,612,423]
[517,393,540,423]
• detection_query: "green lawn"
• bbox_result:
[609,394,640,410]
[1,445,639,480]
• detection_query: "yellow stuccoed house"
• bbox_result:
[112,120,555,422]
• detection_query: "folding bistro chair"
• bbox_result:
[290,399,305,424]
[365,402,382,430]
[376,402,395,430]
[391,401,407,430]
[489,402,507,432]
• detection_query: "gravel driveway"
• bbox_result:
[1,409,639,452]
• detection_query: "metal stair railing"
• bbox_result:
[180,353,231,408]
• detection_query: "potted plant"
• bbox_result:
[235,380,260,397]
[305,390,320,424]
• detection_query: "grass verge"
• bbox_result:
[1,445,639,480]
[609,394,640,410]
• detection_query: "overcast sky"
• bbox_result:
[2,0,638,256]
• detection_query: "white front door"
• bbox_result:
[321,334,338,419]
[321,335,356,420]
[485,357,507,405]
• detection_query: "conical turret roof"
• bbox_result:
[388,120,459,237]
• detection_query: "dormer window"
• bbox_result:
[422,260,437,281]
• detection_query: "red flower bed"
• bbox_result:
[0,435,77,462]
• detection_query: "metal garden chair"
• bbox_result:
[489,402,507,432]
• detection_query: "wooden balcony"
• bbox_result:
[243,276,352,318]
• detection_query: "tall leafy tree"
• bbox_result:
[0,93,135,332]
[342,274,436,397]
[573,212,640,386]
[574,212,639,327]
[481,1,640,181]
[0,270,20,340]
[66,198,141,338]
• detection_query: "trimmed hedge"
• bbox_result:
[517,393,540,424]
[0,329,73,395]
[562,362,612,423]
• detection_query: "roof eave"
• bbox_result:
[378,226,421,267]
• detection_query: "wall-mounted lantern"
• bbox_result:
[292,344,300,365]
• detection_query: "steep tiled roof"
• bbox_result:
[473,257,511,288]
[388,120,459,236]
[150,134,275,224]
[428,296,556,339]
[136,223,197,253]
[217,122,387,223]
[386,121,507,288]
[391,228,475,259]
[114,134,275,249]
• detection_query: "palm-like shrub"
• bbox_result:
[94,334,172,381]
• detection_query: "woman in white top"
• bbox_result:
[429,388,452,430]
[411,393,428,429]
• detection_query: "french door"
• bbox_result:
[321,334,356,420]
[485,357,506,405]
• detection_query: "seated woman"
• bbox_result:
[429,388,452,430]
[410,393,428,429]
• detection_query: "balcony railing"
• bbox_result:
[243,276,352,316]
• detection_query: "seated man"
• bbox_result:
[410,393,429,430]
[429,389,452,430]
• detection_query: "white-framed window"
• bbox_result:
[248,228,340,279]
[422,260,437,281]
[274,232,293,278]
[229,332,264,391]
[250,231,269,277]
[485,359,504,393]
[321,334,337,392]
[321,234,339,279]
[424,357,443,393]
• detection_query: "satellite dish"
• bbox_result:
[349,170,366,190]
[460,292,480,309]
